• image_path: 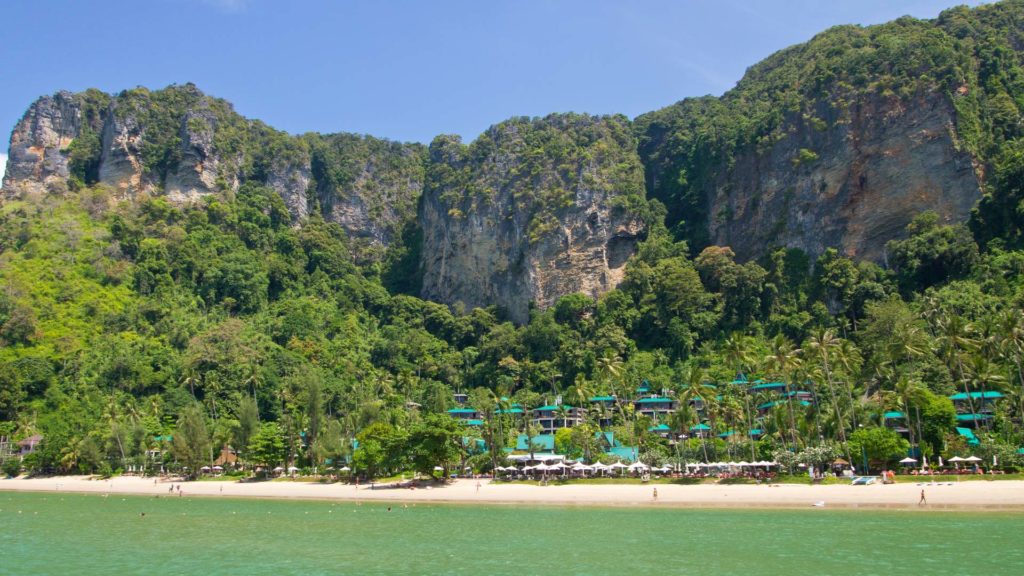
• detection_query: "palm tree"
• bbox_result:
[765,334,803,448]
[935,315,980,416]
[678,365,713,462]
[806,328,851,461]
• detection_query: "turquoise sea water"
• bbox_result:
[0,491,1021,575]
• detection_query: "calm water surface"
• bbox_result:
[0,491,1021,575]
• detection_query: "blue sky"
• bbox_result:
[0,0,989,180]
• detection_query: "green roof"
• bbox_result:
[956,413,993,422]
[496,408,523,414]
[606,446,638,462]
[1018,448,1024,455]
[465,419,484,426]
[447,408,477,414]
[516,434,555,451]
[636,396,674,404]
[718,431,736,438]
[956,427,981,446]
[749,429,763,436]
[589,396,616,402]
[749,382,787,391]
[649,424,671,431]
[536,405,575,411]
[949,391,1004,400]
[690,423,711,431]
[883,411,905,419]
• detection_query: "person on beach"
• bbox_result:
[653,487,658,501]
[476,481,481,493]
[919,489,927,506]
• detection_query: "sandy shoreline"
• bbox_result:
[3,475,1024,511]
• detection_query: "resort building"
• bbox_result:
[634,396,677,421]
[949,391,1002,428]
[18,435,42,456]
[589,396,616,427]
[883,411,911,437]
[531,405,585,434]
[447,407,483,427]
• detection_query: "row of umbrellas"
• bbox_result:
[898,456,983,465]
[497,461,779,473]
[498,461,665,473]
[685,461,778,468]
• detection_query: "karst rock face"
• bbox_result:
[419,114,647,323]
[708,91,982,262]
[3,91,90,197]
[2,85,423,257]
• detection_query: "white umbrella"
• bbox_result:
[609,461,628,469]
[212,465,224,471]
[570,462,590,472]
[737,461,750,467]
[549,462,568,469]
[948,456,965,463]
[273,466,284,472]
[534,463,552,472]
[965,456,982,463]
[899,457,917,464]
[433,466,444,471]
[339,466,351,472]
[287,466,299,473]
[591,462,610,470]
[628,461,649,471]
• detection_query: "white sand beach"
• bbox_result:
[2,475,1022,510]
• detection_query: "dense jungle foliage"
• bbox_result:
[3,1,1024,478]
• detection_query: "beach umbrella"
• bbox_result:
[628,461,649,471]
[609,461,628,469]
[737,461,750,467]
[947,456,965,463]
[965,456,982,463]
[212,465,224,471]
[899,457,917,465]
[340,466,351,472]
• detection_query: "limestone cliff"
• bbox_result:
[704,91,980,262]
[3,90,108,197]
[2,84,422,257]
[420,114,646,323]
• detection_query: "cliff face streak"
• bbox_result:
[704,91,982,262]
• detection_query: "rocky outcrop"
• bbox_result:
[3,85,424,256]
[3,91,86,197]
[705,91,982,262]
[308,134,426,254]
[420,114,646,323]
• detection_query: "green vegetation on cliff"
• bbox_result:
[636,1,1024,250]
[1,184,1023,476]
[426,113,645,243]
